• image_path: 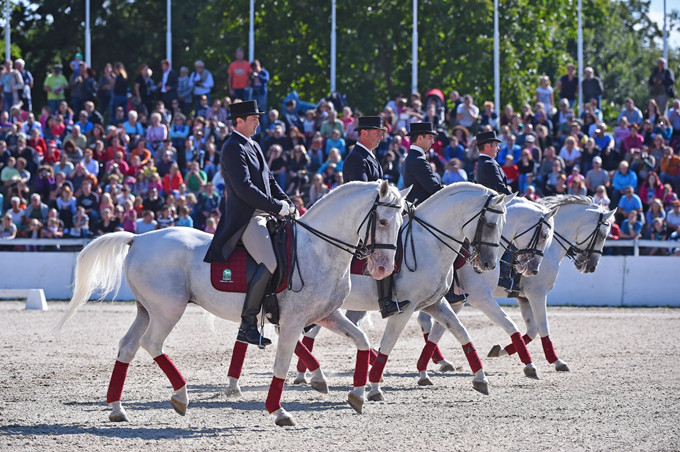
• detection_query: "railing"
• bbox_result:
[603,239,679,257]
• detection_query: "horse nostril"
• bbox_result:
[589,265,596,273]
[378,265,386,273]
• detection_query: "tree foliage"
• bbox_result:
[5,0,679,119]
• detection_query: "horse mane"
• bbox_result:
[418,181,494,210]
[509,195,549,212]
[304,181,401,216]
[537,195,596,210]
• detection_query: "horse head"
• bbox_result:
[572,207,616,274]
[465,191,508,272]
[511,202,557,277]
[364,180,410,280]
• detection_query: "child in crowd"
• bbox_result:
[69,206,89,238]
[204,217,217,234]
[176,205,193,228]
[157,205,174,229]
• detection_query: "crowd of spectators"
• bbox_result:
[0,49,678,255]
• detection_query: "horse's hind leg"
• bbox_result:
[294,325,321,385]
[417,311,453,372]
[139,302,189,416]
[107,301,149,422]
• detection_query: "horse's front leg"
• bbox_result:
[421,300,489,395]
[266,319,306,427]
[366,304,415,402]
[315,309,371,415]
[293,325,322,385]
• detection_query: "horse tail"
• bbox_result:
[54,231,135,332]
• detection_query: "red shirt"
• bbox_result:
[502,164,519,182]
[228,60,252,90]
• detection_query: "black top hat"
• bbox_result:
[354,116,388,131]
[407,122,437,137]
[475,130,502,147]
[227,100,263,120]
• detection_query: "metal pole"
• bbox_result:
[663,0,668,62]
[411,0,417,94]
[494,0,500,115]
[330,0,336,94]
[85,0,91,67]
[166,0,172,62]
[248,0,254,61]
[577,0,583,115]
[4,0,9,61]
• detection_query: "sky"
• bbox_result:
[649,0,680,50]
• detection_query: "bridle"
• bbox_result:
[294,192,402,260]
[500,215,552,268]
[551,212,610,263]
[404,193,504,272]
[286,192,403,292]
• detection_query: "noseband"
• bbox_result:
[404,193,504,271]
[552,212,610,262]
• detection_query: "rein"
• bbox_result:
[286,193,402,292]
[403,193,503,272]
[551,212,609,262]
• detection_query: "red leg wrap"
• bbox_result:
[511,332,533,365]
[227,341,248,380]
[423,333,430,343]
[294,340,320,372]
[505,333,534,355]
[417,341,437,372]
[462,342,483,374]
[354,350,370,387]
[541,336,559,364]
[153,354,186,391]
[296,336,315,372]
[523,334,533,345]
[106,360,129,403]
[432,344,446,364]
[368,353,389,383]
[369,348,378,366]
[265,376,285,413]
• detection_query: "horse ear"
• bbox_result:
[504,192,516,204]
[399,185,412,200]
[492,193,506,207]
[379,179,389,198]
[605,208,617,220]
[546,207,558,220]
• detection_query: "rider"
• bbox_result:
[204,100,295,347]
[475,130,516,293]
[402,121,466,304]
[344,115,409,318]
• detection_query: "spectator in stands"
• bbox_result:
[456,94,479,133]
[622,123,644,156]
[162,162,183,195]
[535,75,555,114]
[63,124,87,151]
[648,57,676,115]
[617,185,643,223]
[668,99,680,144]
[249,60,269,113]
[479,101,499,131]
[660,146,680,192]
[559,136,581,172]
[325,128,345,156]
[442,158,467,185]
[25,193,49,223]
[617,98,643,126]
[191,60,214,110]
[94,207,120,236]
[0,212,16,239]
[611,161,637,206]
[620,210,643,255]
[585,156,609,195]
[666,200,680,234]
[557,63,579,108]
[176,66,192,116]
[567,174,587,196]
[629,148,655,183]
[308,173,328,206]
[320,109,344,139]
[592,185,610,207]
[227,48,251,100]
[644,198,665,237]
[145,112,167,154]
[581,67,604,108]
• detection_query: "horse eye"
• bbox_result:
[486,222,495,229]
[379,219,388,227]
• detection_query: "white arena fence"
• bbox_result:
[0,238,677,307]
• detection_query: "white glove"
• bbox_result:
[279,202,296,217]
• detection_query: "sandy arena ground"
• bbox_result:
[0,300,678,451]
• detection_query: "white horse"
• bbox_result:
[424,195,615,374]
[229,182,509,406]
[414,197,556,383]
[55,181,409,427]
[298,195,555,399]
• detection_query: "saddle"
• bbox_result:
[210,218,294,324]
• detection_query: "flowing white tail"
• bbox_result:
[54,231,135,332]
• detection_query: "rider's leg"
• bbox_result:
[376,274,409,318]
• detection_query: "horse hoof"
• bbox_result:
[439,362,455,372]
[109,411,129,422]
[275,413,297,427]
[310,380,329,394]
[487,344,501,358]
[473,380,490,395]
[367,391,384,402]
[348,392,364,414]
[224,387,242,398]
[293,376,308,385]
[555,361,571,372]
[417,378,433,386]
[171,396,187,416]
[524,365,539,379]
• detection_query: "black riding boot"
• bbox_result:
[498,250,518,296]
[237,263,273,347]
[377,274,409,319]
[444,278,468,305]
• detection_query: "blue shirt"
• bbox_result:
[594,133,613,150]
[497,144,521,165]
[621,218,642,236]
[612,171,638,192]
[618,194,642,213]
